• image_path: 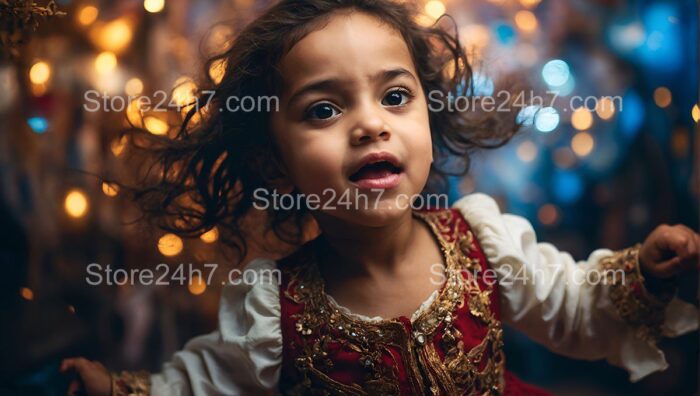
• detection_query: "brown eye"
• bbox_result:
[382,89,411,107]
[305,103,339,120]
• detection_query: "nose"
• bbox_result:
[349,102,391,146]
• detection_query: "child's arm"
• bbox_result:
[62,259,282,395]
[454,193,699,382]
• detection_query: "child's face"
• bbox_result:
[270,11,433,226]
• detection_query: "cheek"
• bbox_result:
[279,135,345,194]
[402,103,433,184]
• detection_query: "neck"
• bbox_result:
[313,209,418,278]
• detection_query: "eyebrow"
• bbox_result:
[287,67,417,106]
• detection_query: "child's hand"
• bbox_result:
[639,224,700,279]
[60,357,111,396]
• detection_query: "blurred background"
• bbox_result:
[0,0,698,395]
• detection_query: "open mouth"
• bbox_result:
[349,160,402,182]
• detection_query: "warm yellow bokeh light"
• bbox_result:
[77,5,99,26]
[571,132,594,157]
[538,204,559,226]
[95,52,117,74]
[144,116,169,135]
[653,87,671,108]
[144,0,165,13]
[692,104,699,122]
[158,233,183,257]
[459,24,491,52]
[111,135,128,156]
[514,10,538,33]
[125,78,144,96]
[65,189,89,218]
[92,18,133,53]
[671,127,689,158]
[102,182,119,197]
[188,274,207,295]
[172,77,198,107]
[20,287,34,301]
[200,227,219,244]
[519,0,542,8]
[571,107,593,130]
[208,59,227,85]
[595,97,616,120]
[29,61,51,85]
[126,98,145,128]
[516,140,537,162]
[425,0,446,19]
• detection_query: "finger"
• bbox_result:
[60,358,78,373]
[659,228,691,258]
[674,226,699,261]
[650,256,682,278]
[61,357,90,375]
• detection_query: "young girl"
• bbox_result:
[61,0,699,394]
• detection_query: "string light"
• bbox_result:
[144,116,169,135]
[158,233,183,256]
[125,78,144,96]
[172,77,197,107]
[516,140,537,162]
[208,59,227,85]
[671,127,688,158]
[542,59,570,87]
[91,18,133,53]
[77,5,99,26]
[595,97,616,120]
[20,287,34,301]
[111,135,128,156]
[126,98,145,128]
[538,204,559,226]
[200,227,219,243]
[692,104,699,122]
[29,61,51,85]
[102,182,119,197]
[519,0,542,7]
[188,274,206,295]
[94,52,117,74]
[535,107,559,132]
[144,0,165,13]
[571,132,595,157]
[653,87,671,108]
[571,107,593,130]
[514,10,538,33]
[424,1,446,20]
[65,189,89,218]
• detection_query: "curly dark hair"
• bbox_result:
[122,0,523,264]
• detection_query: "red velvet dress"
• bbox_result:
[277,208,552,395]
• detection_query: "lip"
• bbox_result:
[351,172,402,190]
[348,151,403,176]
[347,151,404,190]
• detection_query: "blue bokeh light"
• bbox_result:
[535,107,559,132]
[28,117,49,134]
[542,59,570,87]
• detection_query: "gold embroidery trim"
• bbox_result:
[600,244,677,345]
[111,370,151,396]
[282,210,506,395]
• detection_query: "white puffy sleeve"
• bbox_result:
[111,258,283,396]
[453,193,698,382]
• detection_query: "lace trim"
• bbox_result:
[600,244,677,345]
[111,370,151,396]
